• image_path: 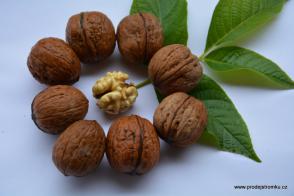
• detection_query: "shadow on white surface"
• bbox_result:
[51,142,213,192]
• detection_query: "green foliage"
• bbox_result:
[130,0,291,162]
[205,0,285,54]
[204,46,294,88]
[130,0,188,45]
[190,75,261,162]
[155,75,261,162]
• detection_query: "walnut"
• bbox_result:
[31,85,88,134]
[27,37,81,85]
[148,44,203,96]
[153,92,207,147]
[66,11,116,64]
[92,71,138,115]
[106,115,160,175]
[117,13,164,64]
[52,120,105,177]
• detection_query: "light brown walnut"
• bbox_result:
[27,37,81,85]
[117,13,163,64]
[52,120,105,177]
[148,44,203,96]
[153,92,207,147]
[31,85,88,134]
[66,11,116,64]
[106,115,160,175]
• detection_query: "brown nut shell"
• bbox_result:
[66,11,116,64]
[153,92,207,147]
[106,115,160,175]
[31,85,89,134]
[52,120,105,177]
[148,44,203,96]
[117,13,163,64]
[27,37,81,85]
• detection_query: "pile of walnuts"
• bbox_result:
[28,11,207,177]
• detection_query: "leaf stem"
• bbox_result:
[135,79,152,89]
[199,53,205,61]
[199,45,219,61]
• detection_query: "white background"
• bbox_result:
[0,0,293,196]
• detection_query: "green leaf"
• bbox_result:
[190,75,261,162]
[130,0,188,45]
[205,0,285,54]
[155,75,261,162]
[204,46,294,88]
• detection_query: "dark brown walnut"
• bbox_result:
[31,85,88,134]
[153,92,208,147]
[27,37,81,85]
[52,120,105,177]
[66,11,116,64]
[148,44,203,96]
[106,115,160,175]
[117,13,164,64]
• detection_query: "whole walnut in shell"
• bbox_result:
[148,44,203,96]
[31,85,88,134]
[66,11,116,64]
[117,13,164,64]
[106,115,160,175]
[153,92,207,147]
[53,120,105,177]
[27,37,81,85]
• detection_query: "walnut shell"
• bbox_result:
[52,120,105,177]
[31,85,89,134]
[66,11,116,64]
[153,92,207,147]
[148,44,203,96]
[27,37,81,85]
[117,13,164,64]
[106,115,160,175]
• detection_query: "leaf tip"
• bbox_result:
[251,152,262,163]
